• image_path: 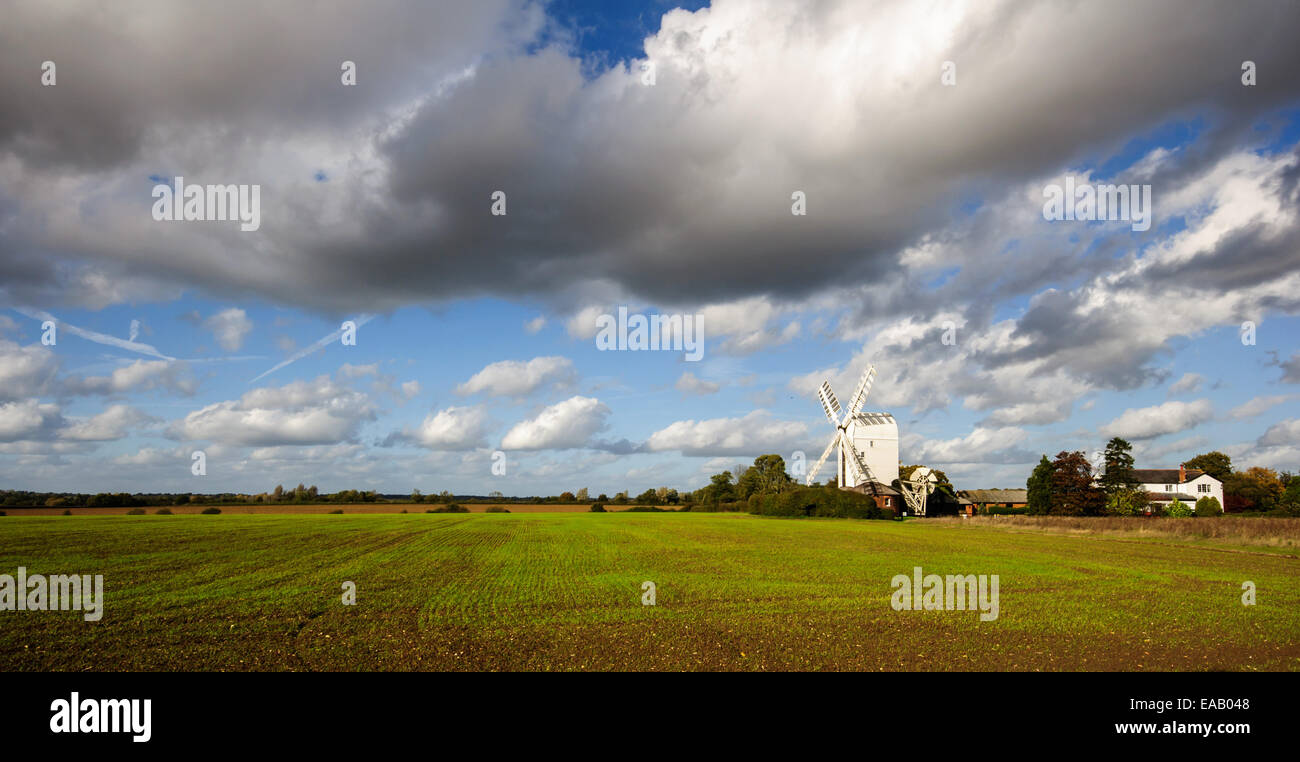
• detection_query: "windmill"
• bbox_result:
[899,466,939,517]
[806,365,899,493]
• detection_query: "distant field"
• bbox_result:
[1,502,598,516]
[1,513,1296,671]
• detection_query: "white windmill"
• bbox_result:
[806,364,900,493]
[899,466,939,517]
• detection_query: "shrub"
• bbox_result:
[589,504,606,512]
[427,504,469,513]
[399,509,408,514]
[327,509,343,514]
[125,508,146,515]
[485,506,510,513]
[155,507,173,515]
[1194,496,1222,517]
[751,486,893,520]
[1165,498,1192,518]
[200,507,222,515]
[0,510,5,516]
[62,509,72,515]
[626,506,667,512]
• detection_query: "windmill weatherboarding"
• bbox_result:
[806,364,900,495]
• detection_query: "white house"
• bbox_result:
[1134,465,1223,512]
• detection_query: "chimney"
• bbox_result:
[1179,464,1186,483]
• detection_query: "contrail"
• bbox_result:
[13,307,174,360]
[250,314,376,383]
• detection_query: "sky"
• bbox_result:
[1,0,1298,497]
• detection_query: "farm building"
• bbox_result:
[957,489,1029,515]
[842,481,901,513]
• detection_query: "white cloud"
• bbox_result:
[204,308,254,352]
[1229,394,1293,420]
[645,410,807,456]
[0,399,61,442]
[565,306,608,340]
[524,316,546,334]
[64,359,197,396]
[168,375,375,446]
[456,356,576,398]
[0,339,58,400]
[911,426,1031,465]
[1099,399,1213,440]
[675,371,720,396]
[1168,372,1205,395]
[61,404,154,441]
[405,405,492,450]
[501,396,610,450]
[1257,418,1300,447]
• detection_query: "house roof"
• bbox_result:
[1133,468,1213,484]
[843,481,901,496]
[958,489,1029,503]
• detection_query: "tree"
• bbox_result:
[576,487,589,501]
[1166,497,1193,517]
[737,454,794,500]
[1026,456,1054,515]
[1106,489,1147,516]
[634,488,660,505]
[273,484,284,501]
[1183,451,1232,482]
[1225,467,1284,511]
[1283,478,1300,508]
[559,491,576,503]
[704,472,735,504]
[1049,451,1104,516]
[1100,437,1139,495]
[410,489,424,504]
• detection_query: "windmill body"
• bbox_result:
[806,364,900,493]
[840,412,899,489]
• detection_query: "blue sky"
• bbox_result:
[1,0,1298,496]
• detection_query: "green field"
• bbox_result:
[1,513,1297,671]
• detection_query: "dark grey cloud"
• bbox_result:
[0,0,1298,321]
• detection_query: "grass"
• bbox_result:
[0,512,1296,671]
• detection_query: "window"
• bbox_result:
[1165,484,1172,491]
[1198,483,1210,493]
[884,497,891,507]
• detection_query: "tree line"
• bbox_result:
[1025,439,1300,517]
